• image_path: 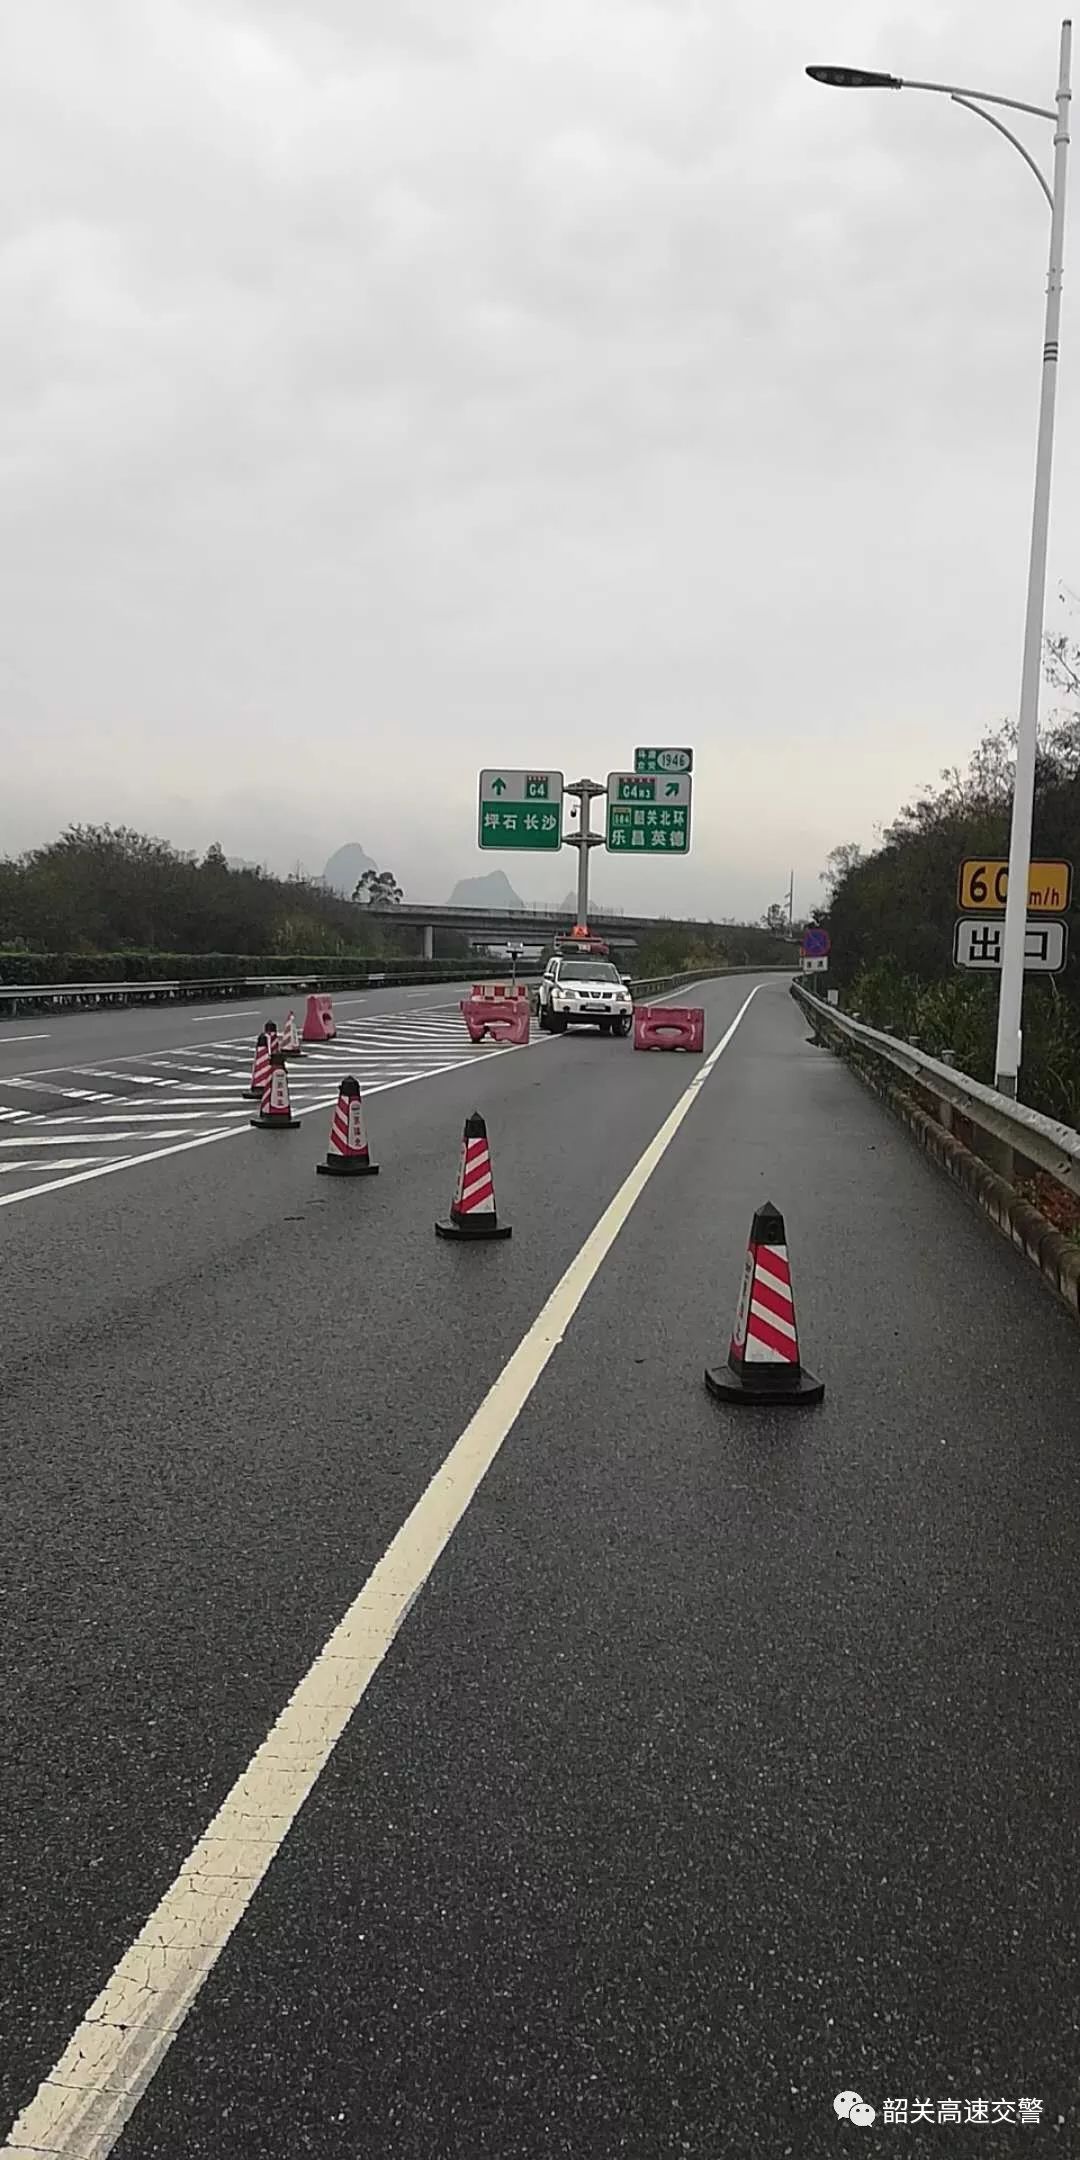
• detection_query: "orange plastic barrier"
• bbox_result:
[460,993,530,1045]
[301,993,337,1043]
[633,1004,705,1053]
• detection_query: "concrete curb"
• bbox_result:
[827,1041,1080,1325]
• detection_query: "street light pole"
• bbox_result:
[995,21,1071,1095]
[808,23,1072,1098]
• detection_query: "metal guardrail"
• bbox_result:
[0,963,478,1017]
[791,978,1080,1199]
[629,964,788,997]
[0,959,790,1020]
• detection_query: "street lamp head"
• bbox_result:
[806,64,902,89]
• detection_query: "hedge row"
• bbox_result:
[0,950,454,986]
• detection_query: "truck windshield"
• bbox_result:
[561,961,620,982]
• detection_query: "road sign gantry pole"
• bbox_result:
[807,20,1072,1098]
[564,778,606,927]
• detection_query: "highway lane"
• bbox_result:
[1,971,761,2140]
[0,983,511,1199]
[0,979,481,1082]
[4,977,1080,2154]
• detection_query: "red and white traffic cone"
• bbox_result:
[316,1077,378,1177]
[281,1010,302,1059]
[435,1111,511,1241]
[250,1049,301,1131]
[264,1019,280,1058]
[705,1202,823,1405]
[242,1032,272,1100]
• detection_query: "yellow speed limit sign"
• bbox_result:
[958,858,1073,913]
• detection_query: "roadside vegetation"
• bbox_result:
[0,825,452,972]
[0,824,788,984]
[819,623,1080,1124]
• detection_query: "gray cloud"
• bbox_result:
[1,0,1076,919]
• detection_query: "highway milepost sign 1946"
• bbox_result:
[634,747,693,776]
[606,770,692,853]
[954,917,1069,974]
[478,770,564,851]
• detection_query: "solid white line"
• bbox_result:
[0,1032,51,1041]
[0,985,760,2159]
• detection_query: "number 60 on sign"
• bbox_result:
[958,858,1072,913]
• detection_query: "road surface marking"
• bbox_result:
[0,1032,51,1041]
[1,985,760,2159]
[8,999,465,1077]
[0,1041,544,1211]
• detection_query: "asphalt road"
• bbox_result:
[0,979,481,1081]
[3,976,1079,2156]
[0,982,506,1200]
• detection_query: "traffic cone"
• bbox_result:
[264,1019,280,1056]
[250,1049,301,1130]
[705,1202,824,1405]
[435,1111,511,1240]
[242,1032,272,1100]
[316,1077,378,1177]
[281,1010,302,1059]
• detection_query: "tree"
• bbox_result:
[0,823,381,957]
[762,901,789,935]
[353,869,403,906]
[820,843,865,895]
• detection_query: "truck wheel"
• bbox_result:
[612,1015,631,1037]
[598,1019,612,1035]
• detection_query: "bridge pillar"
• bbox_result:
[422,922,434,961]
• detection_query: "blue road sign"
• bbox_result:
[802,926,831,958]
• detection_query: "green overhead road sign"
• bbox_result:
[634,747,693,775]
[478,768,564,850]
[605,770,692,854]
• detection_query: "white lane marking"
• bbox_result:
[192,1008,261,1022]
[0,1040,541,1210]
[0,1113,235,1132]
[9,999,467,1079]
[0,986,759,2160]
[0,1133,194,1148]
[0,1032,51,1041]
[0,1157,106,1175]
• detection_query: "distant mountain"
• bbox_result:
[322,842,377,898]
[447,870,525,910]
[558,889,608,917]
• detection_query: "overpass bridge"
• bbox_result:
[364,898,766,958]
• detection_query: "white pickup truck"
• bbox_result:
[536,955,633,1036]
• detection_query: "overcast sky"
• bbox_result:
[2,0,1079,920]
